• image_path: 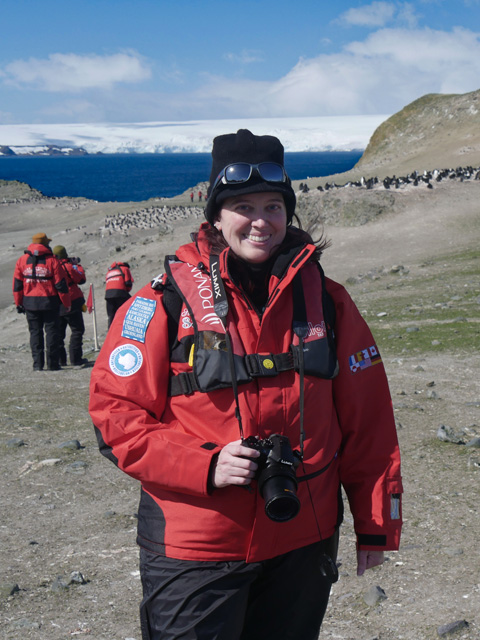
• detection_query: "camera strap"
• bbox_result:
[210,255,245,440]
[209,257,311,451]
[292,272,308,459]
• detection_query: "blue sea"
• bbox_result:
[0,151,362,202]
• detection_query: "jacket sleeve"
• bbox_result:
[54,260,71,308]
[12,258,24,306]
[123,267,133,291]
[88,287,222,497]
[69,263,86,285]
[329,279,403,551]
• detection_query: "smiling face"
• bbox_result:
[215,192,288,263]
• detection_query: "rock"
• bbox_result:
[466,437,480,448]
[436,425,464,444]
[51,576,69,591]
[10,617,41,629]
[427,389,439,399]
[406,326,420,332]
[5,438,25,448]
[444,547,464,556]
[69,570,88,585]
[58,439,83,451]
[437,619,469,636]
[363,585,387,606]
[64,461,88,474]
[0,582,20,598]
[33,458,62,470]
[391,264,405,273]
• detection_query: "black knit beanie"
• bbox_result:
[204,129,296,225]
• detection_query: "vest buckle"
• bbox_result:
[245,353,278,377]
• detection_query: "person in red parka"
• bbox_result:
[13,232,71,371]
[89,130,403,640]
[52,245,88,367]
[104,261,134,328]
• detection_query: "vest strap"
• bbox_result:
[168,350,295,397]
[244,352,294,377]
[168,371,201,396]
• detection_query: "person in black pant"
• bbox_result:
[25,308,63,371]
[53,245,88,367]
[13,232,71,370]
[104,261,134,328]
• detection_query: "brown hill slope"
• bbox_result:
[358,89,480,173]
[293,88,480,190]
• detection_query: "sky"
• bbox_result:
[1,0,480,127]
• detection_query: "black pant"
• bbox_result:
[139,533,339,640]
[25,309,61,370]
[106,296,130,328]
[59,310,85,365]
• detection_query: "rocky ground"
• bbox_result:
[0,174,479,640]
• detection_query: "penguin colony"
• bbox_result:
[100,165,479,236]
[101,204,203,235]
[299,165,480,193]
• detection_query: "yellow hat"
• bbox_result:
[52,245,68,259]
[32,232,52,246]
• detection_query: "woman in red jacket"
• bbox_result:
[89,130,402,640]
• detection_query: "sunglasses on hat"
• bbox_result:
[211,162,288,192]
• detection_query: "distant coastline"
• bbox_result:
[0,145,91,157]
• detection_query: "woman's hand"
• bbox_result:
[211,439,260,489]
[356,549,385,576]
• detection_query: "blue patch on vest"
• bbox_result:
[121,297,156,343]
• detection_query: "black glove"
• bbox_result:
[16,305,25,314]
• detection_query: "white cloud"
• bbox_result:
[1,21,479,124]
[2,51,151,92]
[224,50,264,64]
[191,26,480,118]
[340,1,397,27]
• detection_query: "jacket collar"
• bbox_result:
[26,243,52,256]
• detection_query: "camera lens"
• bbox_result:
[258,467,301,522]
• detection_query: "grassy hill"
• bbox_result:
[291,88,480,190]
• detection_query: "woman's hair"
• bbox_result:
[199,213,331,262]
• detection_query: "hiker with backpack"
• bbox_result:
[89,129,402,640]
[104,260,134,328]
[13,232,71,371]
[52,245,88,367]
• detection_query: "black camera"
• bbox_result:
[70,256,81,265]
[242,434,301,522]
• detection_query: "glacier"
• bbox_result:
[0,115,389,155]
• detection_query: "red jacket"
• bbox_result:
[58,258,86,310]
[89,226,402,563]
[13,243,71,310]
[105,262,133,299]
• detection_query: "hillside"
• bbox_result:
[358,89,480,173]
[291,88,480,191]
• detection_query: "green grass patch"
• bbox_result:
[372,320,479,355]
[346,249,480,355]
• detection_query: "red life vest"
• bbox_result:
[161,256,338,396]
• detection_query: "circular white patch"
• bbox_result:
[109,344,143,377]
